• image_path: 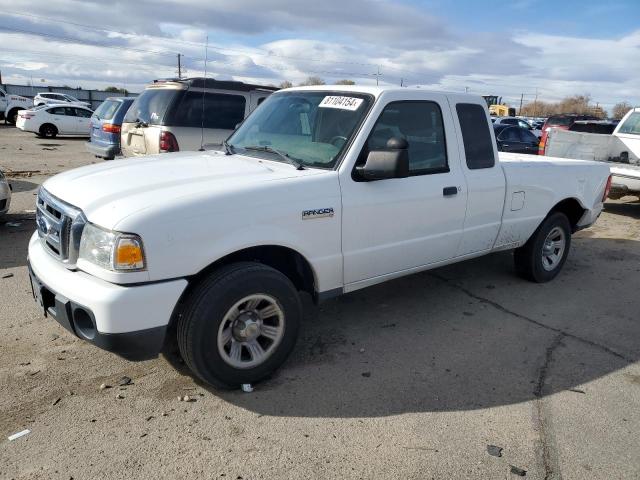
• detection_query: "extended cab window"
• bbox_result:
[363,101,448,175]
[456,103,495,169]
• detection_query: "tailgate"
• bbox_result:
[121,122,150,156]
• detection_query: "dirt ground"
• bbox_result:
[1,124,639,479]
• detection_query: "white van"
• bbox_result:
[120,78,276,157]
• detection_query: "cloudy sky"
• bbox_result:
[0,0,638,111]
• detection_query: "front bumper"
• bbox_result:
[85,141,119,159]
[28,233,188,360]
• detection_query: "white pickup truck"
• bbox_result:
[545,107,640,199]
[28,86,611,388]
[0,87,32,124]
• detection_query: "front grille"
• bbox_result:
[36,188,86,267]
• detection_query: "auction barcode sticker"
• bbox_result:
[319,96,364,111]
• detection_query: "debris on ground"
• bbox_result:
[118,376,132,386]
[361,372,371,378]
[52,397,61,406]
[510,465,527,476]
[8,429,30,441]
[241,384,254,393]
[99,383,111,390]
[2,273,14,279]
[487,445,503,457]
[569,389,586,394]
[115,393,124,399]
[381,323,396,328]
[359,348,365,353]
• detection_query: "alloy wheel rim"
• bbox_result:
[541,226,566,271]
[217,294,285,369]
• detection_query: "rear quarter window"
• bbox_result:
[167,91,247,130]
[456,103,496,169]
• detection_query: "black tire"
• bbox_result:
[177,262,302,389]
[39,124,58,138]
[514,212,571,283]
[8,109,21,125]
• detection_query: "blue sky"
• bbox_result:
[0,0,638,111]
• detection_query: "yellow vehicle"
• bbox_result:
[482,95,516,117]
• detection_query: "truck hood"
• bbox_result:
[43,151,323,229]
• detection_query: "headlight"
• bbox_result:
[79,223,146,271]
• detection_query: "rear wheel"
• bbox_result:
[39,124,58,138]
[8,109,21,125]
[177,262,302,388]
[514,212,571,282]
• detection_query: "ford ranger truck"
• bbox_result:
[28,86,612,388]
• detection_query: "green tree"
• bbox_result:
[105,86,129,95]
[278,81,293,89]
[335,79,355,85]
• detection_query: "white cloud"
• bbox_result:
[0,1,638,112]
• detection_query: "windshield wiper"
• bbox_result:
[222,139,235,155]
[243,145,305,170]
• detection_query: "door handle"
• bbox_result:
[443,186,458,197]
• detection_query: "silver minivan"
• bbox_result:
[120,78,276,157]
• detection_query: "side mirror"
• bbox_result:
[356,137,409,181]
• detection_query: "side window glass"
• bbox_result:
[49,107,65,115]
[171,92,247,129]
[65,107,78,117]
[455,103,495,169]
[363,101,448,175]
[519,129,537,143]
[77,109,92,118]
[257,97,267,105]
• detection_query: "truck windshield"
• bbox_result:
[124,89,180,125]
[618,112,640,135]
[228,91,372,169]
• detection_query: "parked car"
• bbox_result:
[28,86,611,388]
[0,169,11,220]
[85,97,136,160]
[568,120,616,135]
[16,104,93,138]
[33,92,91,109]
[0,87,31,124]
[493,117,534,130]
[493,124,540,154]
[538,114,600,155]
[120,77,277,157]
[544,107,640,199]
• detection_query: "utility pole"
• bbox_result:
[519,93,524,116]
[465,86,469,94]
[177,53,183,79]
[374,66,381,86]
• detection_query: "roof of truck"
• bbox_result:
[285,84,465,97]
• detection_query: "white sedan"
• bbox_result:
[16,105,93,138]
[33,92,91,109]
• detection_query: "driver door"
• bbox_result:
[340,95,468,287]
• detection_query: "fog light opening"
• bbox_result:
[73,308,96,340]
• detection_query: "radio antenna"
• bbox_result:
[198,35,209,151]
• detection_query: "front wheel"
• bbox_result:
[39,124,58,138]
[177,262,302,388]
[514,212,571,283]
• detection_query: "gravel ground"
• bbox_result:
[1,125,639,479]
